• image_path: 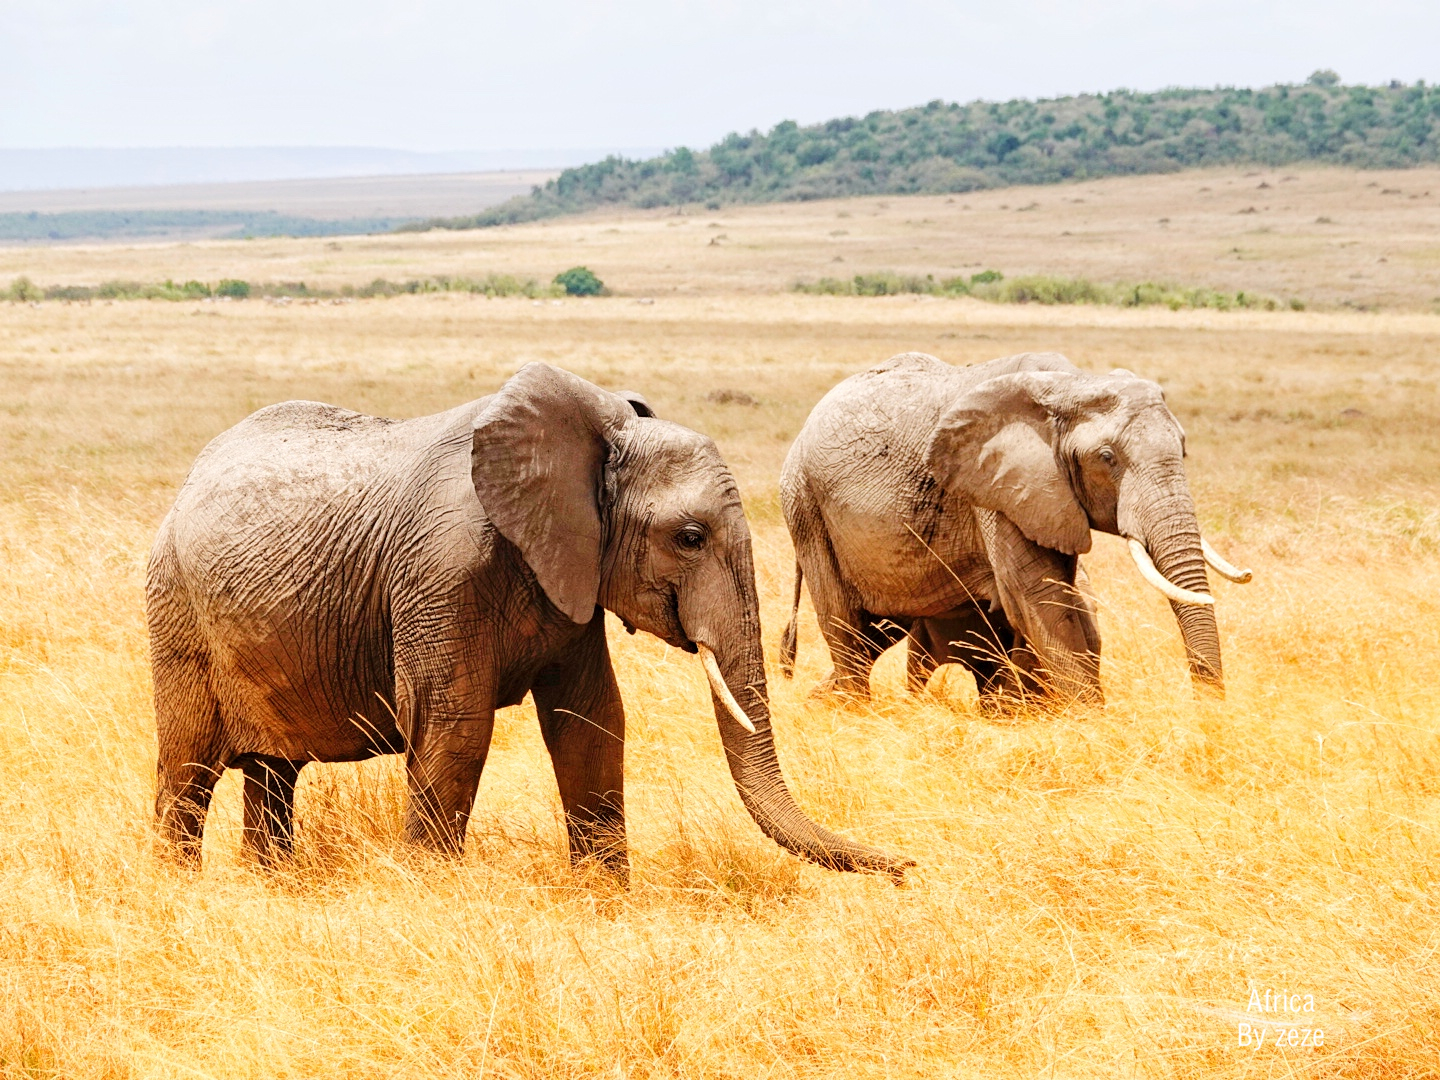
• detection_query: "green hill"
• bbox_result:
[409,72,1440,231]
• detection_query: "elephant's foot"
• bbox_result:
[565,812,630,887]
[153,832,206,871]
[154,769,220,870]
[808,669,871,704]
[569,849,630,889]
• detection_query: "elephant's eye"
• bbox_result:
[675,526,707,551]
[1098,447,1116,465]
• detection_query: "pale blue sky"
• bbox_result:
[3,0,1436,152]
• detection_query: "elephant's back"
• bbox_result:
[168,399,486,542]
[785,351,1083,495]
[785,353,954,507]
[782,354,984,612]
[164,403,397,569]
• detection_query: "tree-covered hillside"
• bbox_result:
[411,72,1440,231]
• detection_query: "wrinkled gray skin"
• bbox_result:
[779,351,1222,703]
[148,362,908,881]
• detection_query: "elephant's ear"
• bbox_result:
[472,363,633,623]
[926,371,1093,556]
[614,390,657,418]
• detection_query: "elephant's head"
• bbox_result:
[927,363,1249,692]
[474,362,908,878]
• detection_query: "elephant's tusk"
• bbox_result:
[697,645,757,733]
[1201,537,1253,584]
[1127,539,1215,607]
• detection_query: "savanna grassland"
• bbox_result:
[6,165,1440,311]
[3,171,1440,1077]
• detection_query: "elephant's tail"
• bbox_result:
[779,563,803,679]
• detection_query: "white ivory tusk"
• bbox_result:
[1202,538,1253,584]
[1127,539,1215,607]
[697,644,757,733]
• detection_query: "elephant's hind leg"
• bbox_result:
[153,658,226,868]
[239,755,305,867]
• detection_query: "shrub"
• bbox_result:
[95,281,142,299]
[216,279,251,299]
[553,266,605,296]
[991,276,1112,305]
[43,285,95,301]
[7,276,40,302]
[259,281,313,298]
[794,277,855,295]
[794,268,1299,312]
[852,271,937,296]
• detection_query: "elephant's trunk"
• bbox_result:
[1121,473,1224,692]
[707,638,911,878]
[682,553,911,880]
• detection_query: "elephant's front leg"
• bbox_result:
[403,715,494,853]
[395,651,495,854]
[987,515,1103,705]
[531,614,628,883]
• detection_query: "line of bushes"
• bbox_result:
[3,268,608,304]
[5,276,260,302]
[793,270,1306,311]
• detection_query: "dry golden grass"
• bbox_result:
[4,164,1440,310]
[4,196,1440,1076]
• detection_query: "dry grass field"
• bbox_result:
[4,173,1440,1077]
[4,164,1439,310]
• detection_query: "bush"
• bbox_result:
[44,285,95,301]
[216,279,251,299]
[794,272,939,297]
[7,276,40,302]
[990,276,1112,305]
[793,268,1300,312]
[853,271,936,296]
[553,266,605,296]
[795,277,856,295]
[258,281,313,298]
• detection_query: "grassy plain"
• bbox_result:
[3,175,1440,1077]
[4,164,1440,310]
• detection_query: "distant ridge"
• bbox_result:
[410,74,1440,231]
[0,147,663,193]
[0,209,401,244]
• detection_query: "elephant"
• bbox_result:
[147,362,909,882]
[778,351,1251,705]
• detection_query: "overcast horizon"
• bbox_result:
[4,1,1438,159]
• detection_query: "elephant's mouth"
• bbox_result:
[656,593,694,650]
[669,589,699,652]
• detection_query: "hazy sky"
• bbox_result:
[3,0,1437,152]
